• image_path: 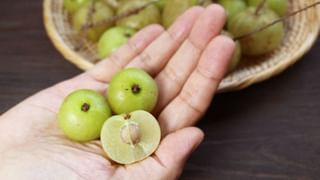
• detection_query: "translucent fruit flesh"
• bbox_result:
[101,110,161,165]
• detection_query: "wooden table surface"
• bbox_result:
[1,1,320,179]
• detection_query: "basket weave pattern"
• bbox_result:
[43,0,320,92]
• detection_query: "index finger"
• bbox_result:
[159,35,235,136]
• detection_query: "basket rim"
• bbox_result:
[43,0,320,92]
[43,0,94,70]
[219,31,320,92]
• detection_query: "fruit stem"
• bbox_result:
[131,84,141,94]
[81,103,90,112]
[124,114,131,120]
[234,1,320,41]
[254,0,267,16]
[124,33,132,38]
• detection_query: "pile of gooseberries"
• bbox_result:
[64,0,288,71]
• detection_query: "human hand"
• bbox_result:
[0,4,234,180]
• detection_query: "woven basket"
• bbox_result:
[43,0,320,92]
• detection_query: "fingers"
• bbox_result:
[126,6,205,76]
[154,127,204,179]
[53,25,164,99]
[154,5,226,113]
[159,35,235,135]
[42,6,205,113]
[87,24,164,83]
[87,6,205,83]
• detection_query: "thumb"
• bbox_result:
[155,127,204,179]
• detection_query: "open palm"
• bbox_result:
[0,5,234,180]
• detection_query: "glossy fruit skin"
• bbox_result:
[72,1,114,42]
[98,27,136,59]
[58,89,112,142]
[218,0,247,22]
[64,0,90,14]
[221,31,242,72]
[116,0,161,30]
[100,110,161,165]
[228,7,284,56]
[247,0,288,16]
[107,68,158,114]
[162,0,198,28]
